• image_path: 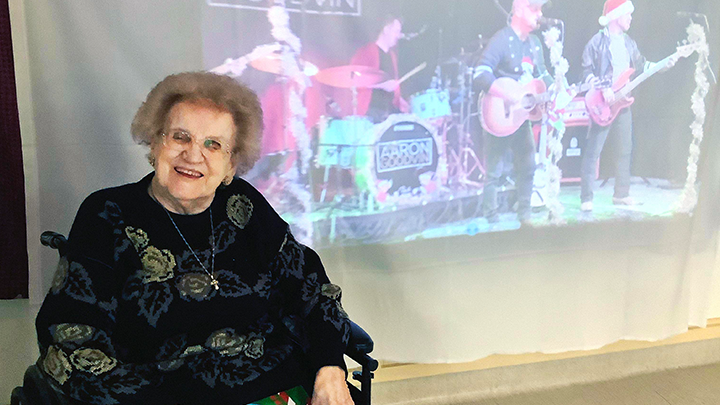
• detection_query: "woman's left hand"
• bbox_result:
[312,366,354,405]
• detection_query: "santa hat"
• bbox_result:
[598,0,634,26]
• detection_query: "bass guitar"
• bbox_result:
[585,42,701,127]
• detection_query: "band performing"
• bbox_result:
[209,0,706,246]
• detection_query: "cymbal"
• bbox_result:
[440,38,489,65]
[315,65,389,89]
[440,56,467,65]
[250,53,319,77]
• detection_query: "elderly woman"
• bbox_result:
[35,72,353,404]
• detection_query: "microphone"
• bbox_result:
[676,11,706,19]
[401,25,428,40]
[539,17,562,25]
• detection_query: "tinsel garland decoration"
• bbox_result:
[675,23,710,215]
[542,27,572,224]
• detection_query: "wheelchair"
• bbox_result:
[11,231,378,405]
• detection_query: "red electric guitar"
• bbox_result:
[585,42,701,127]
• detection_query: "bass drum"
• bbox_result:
[372,115,440,194]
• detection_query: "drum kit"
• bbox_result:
[313,64,443,201]
[310,46,488,203]
[212,41,488,206]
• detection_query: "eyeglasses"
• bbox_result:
[162,130,233,158]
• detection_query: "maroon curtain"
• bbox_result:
[0,0,29,299]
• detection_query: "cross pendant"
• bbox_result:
[210,278,220,290]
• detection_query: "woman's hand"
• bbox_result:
[311,366,354,405]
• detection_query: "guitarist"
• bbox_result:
[475,0,552,224]
[579,0,676,211]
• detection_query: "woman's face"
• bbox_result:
[151,100,236,212]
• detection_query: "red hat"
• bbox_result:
[599,0,634,26]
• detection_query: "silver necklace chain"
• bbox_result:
[162,205,219,290]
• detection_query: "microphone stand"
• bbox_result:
[700,15,717,85]
[493,0,510,18]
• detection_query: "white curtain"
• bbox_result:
[16,0,720,363]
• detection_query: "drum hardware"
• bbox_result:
[315,65,388,88]
[315,65,389,116]
[445,54,485,189]
[316,63,427,116]
[316,116,374,202]
[424,33,486,190]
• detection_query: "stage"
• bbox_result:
[278,177,685,248]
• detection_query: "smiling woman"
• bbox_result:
[150,101,237,214]
[34,72,355,405]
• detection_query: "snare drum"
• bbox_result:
[317,116,374,168]
[411,89,451,119]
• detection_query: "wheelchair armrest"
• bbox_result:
[346,321,378,371]
[12,364,74,405]
[40,231,68,255]
[348,321,373,354]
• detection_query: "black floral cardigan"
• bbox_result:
[36,174,350,404]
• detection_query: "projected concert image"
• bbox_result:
[202,0,712,247]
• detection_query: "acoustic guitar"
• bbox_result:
[479,78,594,137]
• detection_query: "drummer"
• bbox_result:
[350,13,410,123]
